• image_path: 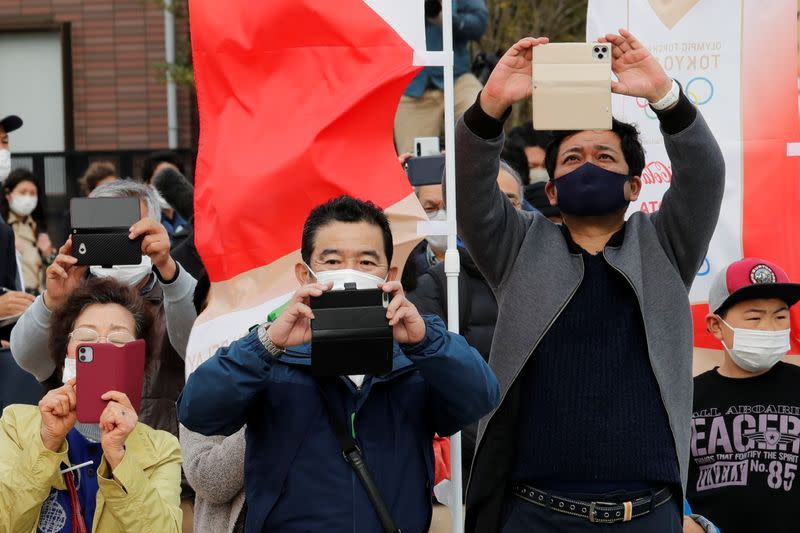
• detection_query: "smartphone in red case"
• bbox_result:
[75,340,145,424]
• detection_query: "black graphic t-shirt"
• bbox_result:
[687,362,800,533]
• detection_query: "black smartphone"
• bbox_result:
[405,154,445,187]
[310,288,393,377]
[70,197,142,267]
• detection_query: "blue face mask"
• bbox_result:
[553,163,631,216]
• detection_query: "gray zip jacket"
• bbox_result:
[9,263,197,380]
[457,98,725,531]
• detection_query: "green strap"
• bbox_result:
[350,412,357,439]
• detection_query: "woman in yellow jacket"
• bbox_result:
[0,277,182,532]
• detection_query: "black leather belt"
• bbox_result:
[510,483,672,525]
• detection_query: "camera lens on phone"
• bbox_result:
[594,46,600,53]
[601,47,608,53]
[598,54,604,59]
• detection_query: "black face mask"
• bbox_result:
[552,163,631,216]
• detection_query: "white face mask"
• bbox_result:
[719,317,790,373]
[62,357,76,384]
[529,167,550,184]
[9,193,37,217]
[0,149,10,181]
[426,209,448,251]
[90,255,153,287]
[306,264,387,291]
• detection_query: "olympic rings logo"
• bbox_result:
[685,77,714,105]
[635,77,714,120]
[697,257,711,277]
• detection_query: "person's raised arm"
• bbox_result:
[381,282,499,436]
[177,282,331,436]
[599,29,724,288]
[11,238,86,381]
[456,37,548,289]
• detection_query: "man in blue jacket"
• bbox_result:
[178,195,500,533]
[394,0,488,154]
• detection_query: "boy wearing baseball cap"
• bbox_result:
[686,258,800,533]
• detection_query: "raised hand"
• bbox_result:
[39,379,78,452]
[129,218,176,280]
[381,281,426,345]
[0,290,34,317]
[267,282,333,349]
[598,29,672,103]
[99,391,138,470]
[44,238,88,311]
[480,37,550,119]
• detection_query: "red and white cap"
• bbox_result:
[708,258,800,314]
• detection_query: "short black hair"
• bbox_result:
[544,118,646,181]
[509,122,554,150]
[140,151,186,183]
[301,195,393,266]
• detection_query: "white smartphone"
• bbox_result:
[413,136,440,157]
[532,43,613,131]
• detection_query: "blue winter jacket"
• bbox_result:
[177,315,499,533]
[404,0,488,98]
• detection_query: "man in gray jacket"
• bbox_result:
[459,31,725,532]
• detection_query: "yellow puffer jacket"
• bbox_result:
[0,404,182,533]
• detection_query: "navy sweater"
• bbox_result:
[511,240,680,487]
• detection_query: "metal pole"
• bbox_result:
[164,0,179,149]
[440,1,464,531]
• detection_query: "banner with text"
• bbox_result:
[587,0,800,352]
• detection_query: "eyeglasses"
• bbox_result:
[68,327,136,347]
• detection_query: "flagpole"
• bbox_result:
[440,0,464,531]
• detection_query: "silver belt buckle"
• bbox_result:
[588,500,617,523]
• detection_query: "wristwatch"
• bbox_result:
[257,324,284,357]
[650,79,681,111]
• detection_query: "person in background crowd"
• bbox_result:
[0,115,22,181]
[394,0,488,154]
[79,161,118,196]
[500,137,531,185]
[410,160,523,494]
[178,195,499,532]
[2,168,55,294]
[508,121,553,184]
[148,163,205,280]
[10,179,197,432]
[458,31,725,532]
[524,181,562,224]
[413,178,447,272]
[141,151,189,239]
[0,160,31,327]
[9,178,198,528]
[181,270,248,533]
[686,258,800,533]
[0,278,183,532]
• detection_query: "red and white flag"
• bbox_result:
[185,0,429,374]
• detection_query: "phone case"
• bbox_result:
[310,289,393,377]
[405,154,445,187]
[75,340,145,424]
[532,43,612,131]
[72,232,143,267]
